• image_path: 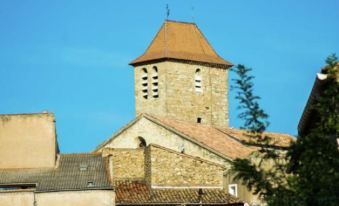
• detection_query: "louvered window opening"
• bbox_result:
[195,69,202,92]
[152,66,159,98]
[142,68,148,99]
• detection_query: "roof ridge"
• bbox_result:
[165,19,196,25]
[60,153,101,156]
[148,143,226,168]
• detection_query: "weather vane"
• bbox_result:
[166,4,170,20]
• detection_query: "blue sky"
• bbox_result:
[0,0,338,153]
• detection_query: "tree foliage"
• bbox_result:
[231,55,339,206]
[287,54,339,205]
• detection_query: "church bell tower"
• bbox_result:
[129,20,232,128]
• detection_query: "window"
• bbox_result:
[197,117,202,123]
[194,69,202,92]
[152,66,159,98]
[141,68,148,99]
[138,136,147,148]
[228,184,238,197]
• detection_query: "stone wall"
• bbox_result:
[146,145,224,188]
[134,61,229,128]
[100,116,259,204]
[102,148,144,180]
[134,62,168,118]
[0,113,57,169]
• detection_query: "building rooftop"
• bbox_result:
[114,180,242,205]
[147,114,294,160]
[130,20,232,68]
[0,153,112,192]
[96,114,295,161]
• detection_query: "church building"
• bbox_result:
[95,20,294,206]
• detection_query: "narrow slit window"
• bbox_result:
[195,69,202,92]
[141,68,148,99]
[152,66,159,98]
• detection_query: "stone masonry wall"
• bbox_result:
[134,61,229,128]
[134,62,167,118]
[102,148,145,180]
[147,145,224,188]
[101,117,258,203]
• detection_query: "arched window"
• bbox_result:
[194,69,202,92]
[138,136,147,148]
[152,66,159,98]
[141,68,148,99]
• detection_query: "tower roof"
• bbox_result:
[130,20,232,68]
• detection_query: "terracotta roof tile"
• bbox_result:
[221,128,294,148]
[146,114,294,160]
[114,180,242,205]
[130,20,232,68]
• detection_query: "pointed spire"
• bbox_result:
[130,20,232,69]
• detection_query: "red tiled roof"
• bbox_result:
[146,114,294,160]
[147,115,256,160]
[221,128,294,148]
[130,20,232,68]
[114,180,242,205]
[95,114,295,160]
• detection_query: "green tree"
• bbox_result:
[231,55,339,206]
[288,54,339,205]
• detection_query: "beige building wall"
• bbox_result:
[146,145,224,188]
[224,173,262,205]
[134,61,229,128]
[101,117,231,167]
[0,190,114,206]
[0,113,57,169]
[36,190,114,206]
[0,191,34,206]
